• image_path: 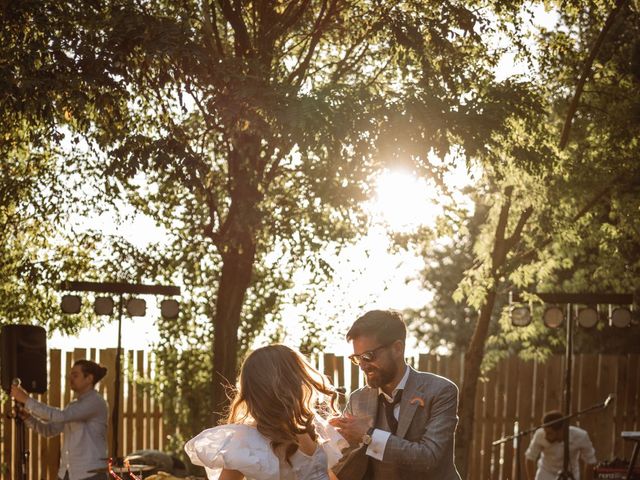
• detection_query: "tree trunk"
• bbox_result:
[455,288,498,478]
[211,236,256,425]
[455,188,525,478]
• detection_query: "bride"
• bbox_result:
[185,344,347,480]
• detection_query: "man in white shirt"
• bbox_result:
[330,309,461,479]
[525,411,597,480]
[11,359,109,480]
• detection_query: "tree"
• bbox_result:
[400,1,640,475]
[84,0,523,431]
[0,0,119,332]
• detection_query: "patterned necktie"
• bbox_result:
[380,389,403,434]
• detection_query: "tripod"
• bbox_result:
[15,407,29,480]
[493,394,613,480]
[6,388,29,480]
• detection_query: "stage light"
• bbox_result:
[160,299,179,319]
[94,297,114,316]
[543,306,564,328]
[61,295,81,314]
[510,306,532,327]
[610,307,632,328]
[126,298,146,317]
[577,307,599,329]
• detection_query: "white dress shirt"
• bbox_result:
[525,426,597,480]
[25,389,108,480]
[366,365,410,460]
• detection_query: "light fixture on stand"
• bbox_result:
[59,281,180,463]
[507,291,635,480]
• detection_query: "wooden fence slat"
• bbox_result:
[418,353,428,373]
[580,355,600,463]
[597,355,617,460]
[571,353,581,416]
[516,360,534,480]
[503,356,519,479]
[482,367,498,480]
[100,348,116,457]
[3,395,13,480]
[48,349,62,479]
[145,356,153,450]
[624,355,640,459]
[470,369,484,480]
[64,352,73,407]
[532,360,545,427]
[545,355,564,415]
[323,353,335,387]
[153,370,161,450]
[135,351,145,451]
[126,351,134,455]
[427,354,438,375]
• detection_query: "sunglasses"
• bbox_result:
[349,342,393,366]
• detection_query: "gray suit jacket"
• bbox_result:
[333,367,461,480]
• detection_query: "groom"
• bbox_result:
[330,310,461,479]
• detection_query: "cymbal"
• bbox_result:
[87,464,156,473]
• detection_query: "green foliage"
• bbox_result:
[404,0,640,370]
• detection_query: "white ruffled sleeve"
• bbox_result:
[313,414,349,468]
[184,424,280,480]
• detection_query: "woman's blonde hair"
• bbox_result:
[226,344,337,463]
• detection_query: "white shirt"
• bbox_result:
[25,389,108,480]
[525,426,597,480]
[366,365,410,460]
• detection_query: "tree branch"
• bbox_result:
[490,186,513,270]
[509,173,625,267]
[558,0,629,149]
[216,0,251,55]
[202,0,225,58]
[287,0,337,87]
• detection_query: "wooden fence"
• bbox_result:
[1,351,639,479]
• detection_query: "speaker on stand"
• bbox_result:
[1,324,48,480]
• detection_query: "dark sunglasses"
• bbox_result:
[349,342,393,366]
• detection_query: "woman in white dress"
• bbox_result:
[185,345,347,480]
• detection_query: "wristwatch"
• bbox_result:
[362,427,375,446]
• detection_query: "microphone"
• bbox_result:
[604,393,615,408]
[12,378,21,387]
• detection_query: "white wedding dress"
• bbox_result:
[185,415,347,480]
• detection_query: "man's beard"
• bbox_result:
[363,363,397,389]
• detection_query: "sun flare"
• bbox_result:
[369,169,440,232]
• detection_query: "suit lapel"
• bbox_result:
[396,367,423,438]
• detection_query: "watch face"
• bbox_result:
[362,434,372,445]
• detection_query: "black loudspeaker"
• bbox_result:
[1,324,47,394]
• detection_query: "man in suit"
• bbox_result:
[330,309,461,479]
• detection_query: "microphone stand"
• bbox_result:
[493,394,613,480]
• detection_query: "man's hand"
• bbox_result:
[10,384,30,404]
[329,414,372,445]
[14,404,30,421]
